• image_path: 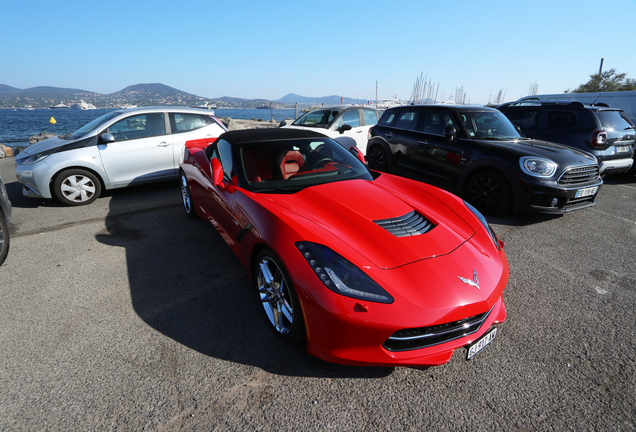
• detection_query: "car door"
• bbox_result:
[98,112,174,186]
[382,108,426,172]
[330,109,369,150]
[411,109,466,184]
[199,140,240,250]
[169,112,223,168]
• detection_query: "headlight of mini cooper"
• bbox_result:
[464,201,501,251]
[296,242,394,303]
[20,153,50,165]
[519,156,557,177]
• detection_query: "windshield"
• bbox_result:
[238,137,372,192]
[459,111,523,140]
[69,111,121,140]
[595,110,634,131]
[291,109,343,129]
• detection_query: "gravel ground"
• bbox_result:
[0,156,634,431]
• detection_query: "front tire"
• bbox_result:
[53,169,101,206]
[0,213,9,266]
[180,171,196,218]
[465,170,511,216]
[254,248,305,344]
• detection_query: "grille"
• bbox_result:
[374,210,434,237]
[383,306,493,352]
[558,165,600,186]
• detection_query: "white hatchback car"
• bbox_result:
[15,107,227,205]
[282,106,380,154]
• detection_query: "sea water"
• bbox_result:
[0,108,301,148]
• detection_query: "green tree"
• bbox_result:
[566,68,636,93]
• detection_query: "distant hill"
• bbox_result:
[0,83,361,109]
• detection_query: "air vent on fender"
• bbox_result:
[373,210,434,237]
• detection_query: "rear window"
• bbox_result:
[548,111,577,128]
[595,110,634,131]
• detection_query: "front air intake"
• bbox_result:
[374,210,434,237]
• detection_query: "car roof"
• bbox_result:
[385,104,497,113]
[306,105,378,111]
[112,106,216,115]
[498,100,622,111]
[220,128,329,145]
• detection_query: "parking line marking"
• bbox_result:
[616,184,636,191]
[591,208,636,224]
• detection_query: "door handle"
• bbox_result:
[157,142,170,147]
[385,133,393,137]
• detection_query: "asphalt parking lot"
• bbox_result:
[0,156,634,431]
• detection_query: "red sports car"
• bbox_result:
[179,128,508,367]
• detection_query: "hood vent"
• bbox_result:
[374,210,434,237]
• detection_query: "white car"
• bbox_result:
[282,106,380,154]
[15,107,227,205]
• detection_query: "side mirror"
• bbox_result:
[211,157,224,186]
[349,146,366,164]
[100,133,115,144]
[338,124,352,134]
[444,125,456,142]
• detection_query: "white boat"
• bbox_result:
[119,104,137,109]
[70,100,97,110]
[376,94,405,110]
[49,103,70,109]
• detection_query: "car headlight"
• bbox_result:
[464,201,501,251]
[519,156,557,177]
[20,153,50,165]
[296,241,393,304]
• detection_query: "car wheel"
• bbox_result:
[53,169,102,206]
[465,170,511,216]
[180,171,196,218]
[367,145,389,171]
[0,213,9,266]
[254,248,305,344]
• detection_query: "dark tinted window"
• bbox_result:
[379,111,396,126]
[505,109,540,129]
[548,111,577,128]
[595,110,634,131]
[423,110,455,135]
[395,110,420,131]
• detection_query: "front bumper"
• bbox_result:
[514,176,603,214]
[295,239,509,367]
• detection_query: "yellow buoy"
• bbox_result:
[49,117,57,124]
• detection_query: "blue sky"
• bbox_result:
[2,0,635,105]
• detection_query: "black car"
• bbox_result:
[0,173,12,266]
[367,105,603,215]
[497,101,635,176]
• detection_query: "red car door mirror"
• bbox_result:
[211,157,224,186]
[349,146,366,164]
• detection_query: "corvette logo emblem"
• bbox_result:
[458,269,480,289]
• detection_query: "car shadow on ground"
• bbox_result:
[95,185,394,379]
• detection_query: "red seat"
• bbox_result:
[279,150,305,179]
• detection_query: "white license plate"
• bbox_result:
[467,328,497,360]
[616,145,630,153]
[575,186,598,198]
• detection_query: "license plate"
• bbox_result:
[467,328,497,360]
[575,186,598,198]
[616,145,630,153]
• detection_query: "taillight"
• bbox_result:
[592,130,607,147]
